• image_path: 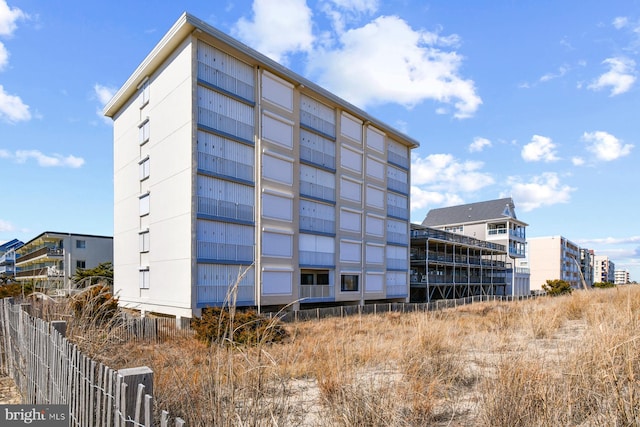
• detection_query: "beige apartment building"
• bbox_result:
[104,13,419,319]
[526,236,585,291]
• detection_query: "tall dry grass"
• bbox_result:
[74,286,640,426]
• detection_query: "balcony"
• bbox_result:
[197,196,254,223]
[197,152,254,183]
[299,251,334,267]
[197,241,254,263]
[300,284,334,300]
[16,266,64,278]
[299,216,335,234]
[15,247,63,265]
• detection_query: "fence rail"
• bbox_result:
[276,293,544,322]
[0,298,186,426]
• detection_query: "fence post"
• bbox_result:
[50,321,67,338]
[118,366,154,422]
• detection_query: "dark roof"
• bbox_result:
[0,239,23,252]
[422,198,527,226]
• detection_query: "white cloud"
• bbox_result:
[328,0,379,13]
[0,41,7,70]
[94,83,117,106]
[412,152,494,194]
[571,156,585,166]
[504,172,574,212]
[582,130,633,161]
[469,137,491,153]
[612,16,628,29]
[539,65,569,82]
[2,149,85,168]
[0,0,27,37]
[588,57,636,96]
[521,135,559,162]
[0,84,30,123]
[232,0,314,64]
[577,236,640,245]
[410,186,464,213]
[0,218,14,232]
[321,0,379,34]
[307,15,481,118]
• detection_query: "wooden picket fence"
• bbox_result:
[0,298,186,426]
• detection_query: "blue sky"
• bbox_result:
[1,0,638,280]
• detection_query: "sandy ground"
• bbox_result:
[0,375,21,404]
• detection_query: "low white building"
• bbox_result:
[15,232,113,292]
[614,269,629,285]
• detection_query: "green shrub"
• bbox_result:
[542,279,573,296]
[0,282,33,299]
[191,307,288,345]
[593,282,616,289]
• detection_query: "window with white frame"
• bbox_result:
[139,230,150,253]
[262,192,293,222]
[366,126,385,153]
[262,152,294,185]
[139,268,150,289]
[139,157,150,181]
[365,214,385,237]
[262,230,293,258]
[339,208,362,233]
[76,260,86,269]
[140,79,150,107]
[139,119,150,145]
[340,177,362,203]
[341,274,359,292]
[139,193,150,216]
[75,240,86,249]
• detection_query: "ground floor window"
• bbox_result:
[301,270,330,285]
[341,274,359,292]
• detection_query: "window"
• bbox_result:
[75,240,86,249]
[139,268,150,289]
[76,260,86,269]
[139,157,150,180]
[139,193,150,216]
[139,119,150,145]
[139,230,150,253]
[301,270,330,285]
[341,274,359,292]
[141,79,150,107]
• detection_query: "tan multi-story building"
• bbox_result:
[526,236,584,290]
[104,13,419,319]
[420,198,529,295]
[14,231,113,292]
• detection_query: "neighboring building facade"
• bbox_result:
[579,248,595,288]
[594,255,615,284]
[15,232,113,292]
[104,13,419,319]
[410,224,508,302]
[526,236,584,291]
[614,269,629,285]
[421,198,529,295]
[0,239,24,280]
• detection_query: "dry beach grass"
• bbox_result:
[68,286,640,425]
